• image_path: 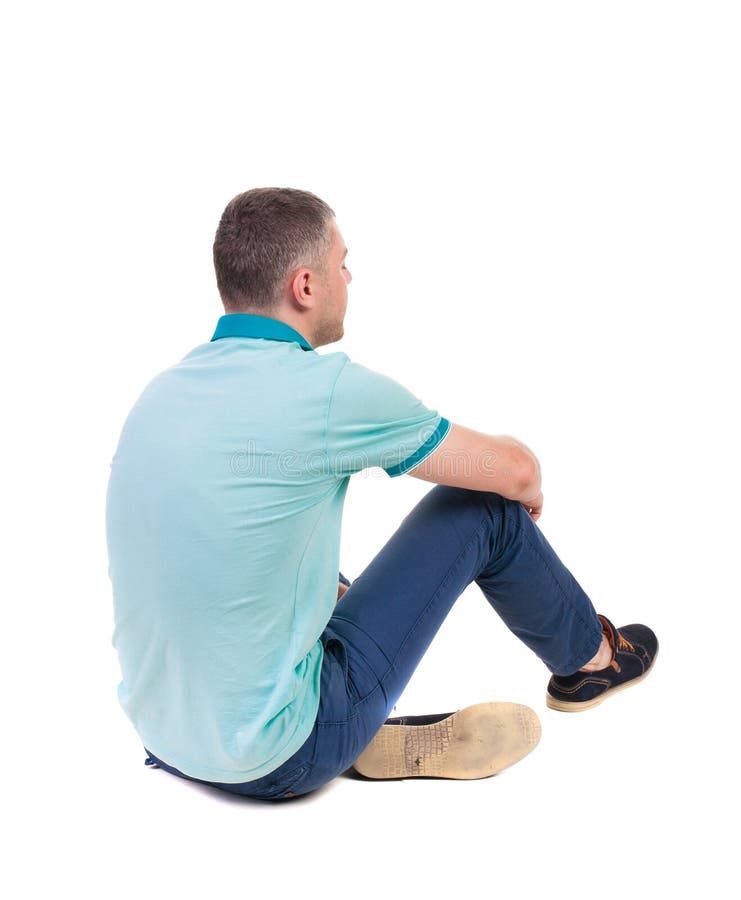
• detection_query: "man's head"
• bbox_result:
[213,187,351,347]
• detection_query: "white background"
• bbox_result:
[3,1,738,897]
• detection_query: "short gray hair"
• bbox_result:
[213,187,335,311]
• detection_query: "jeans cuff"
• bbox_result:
[553,621,604,676]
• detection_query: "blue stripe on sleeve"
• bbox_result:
[384,417,452,478]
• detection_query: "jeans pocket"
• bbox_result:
[252,762,311,800]
[324,636,362,707]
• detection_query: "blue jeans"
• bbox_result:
[143,486,603,799]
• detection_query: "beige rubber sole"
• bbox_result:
[352,702,541,781]
[546,644,659,712]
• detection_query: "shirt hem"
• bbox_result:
[137,691,321,785]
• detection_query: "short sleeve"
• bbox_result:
[326,359,452,478]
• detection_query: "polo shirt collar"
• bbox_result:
[210,313,314,351]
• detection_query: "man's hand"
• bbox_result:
[521,491,543,522]
[337,580,350,601]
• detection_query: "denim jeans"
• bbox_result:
[143,485,603,799]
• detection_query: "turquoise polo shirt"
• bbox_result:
[106,313,451,783]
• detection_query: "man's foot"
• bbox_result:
[546,614,658,712]
[351,702,541,781]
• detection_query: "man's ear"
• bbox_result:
[290,268,315,309]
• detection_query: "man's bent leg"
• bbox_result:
[289,484,603,795]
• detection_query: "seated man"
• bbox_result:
[105,187,658,800]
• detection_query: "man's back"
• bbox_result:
[106,314,450,782]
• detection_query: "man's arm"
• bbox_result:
[406,422,543,520]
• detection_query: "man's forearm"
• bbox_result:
[408,423,542,503]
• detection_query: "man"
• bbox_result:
[106,188,658,800]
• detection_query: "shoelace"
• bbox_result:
[609,631,635,672]
[618,632,635,651]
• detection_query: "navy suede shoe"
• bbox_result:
[546,614,658,712]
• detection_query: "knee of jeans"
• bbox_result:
[469,487,510,522]
[496,493,527,519]
[505,500,537,528]
[489,495,537,543]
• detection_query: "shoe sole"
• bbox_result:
[351,701,541,780]
[546,643,659,712]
